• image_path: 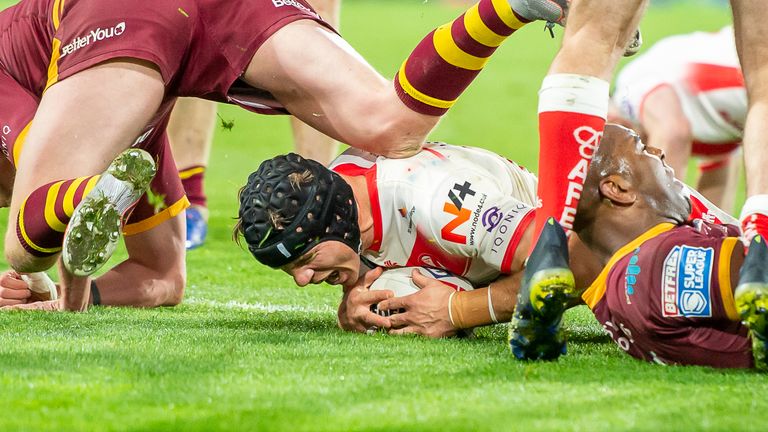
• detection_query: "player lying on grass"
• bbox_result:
[235,144,590,337]
[0,149,186,310]
[610,26,744,211]
[0,0,566,311]
[522,124,768,369]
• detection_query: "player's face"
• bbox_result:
[282,240,361,288]
[605,125,690,221]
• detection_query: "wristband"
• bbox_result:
[90,280,101,306]
[488,283,499,324]
[450,289,493,329]
[447,291,457,327]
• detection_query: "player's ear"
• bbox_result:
[599,174,636,206]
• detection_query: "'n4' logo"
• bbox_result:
[441,181,475,244]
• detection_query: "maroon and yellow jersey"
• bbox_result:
[0,0,330,234]
[581,222,752,368]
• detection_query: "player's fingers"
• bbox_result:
[0,298,26,307]
[388,312,414,329]
[362,311,391,330]
[0,287,32,300]
[362,267,384,287]
[410,269,431,288]
[388,326,418,336]
[0,273,28,290]
[1,300,59,311]
[377,296,408,312]
[360,288,394,304]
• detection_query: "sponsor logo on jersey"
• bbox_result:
[489,203,529,256]
[60,22,126,59]
[624,248,641,304]
[383,260,397,268]
[467,193,487,246]
[482,206,503,232]
[1,125,10,158]
[271,0,313,13]
[441,181,475,244]
[661,245,713,317]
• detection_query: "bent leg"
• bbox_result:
[246,0,553,158]
[5,59,165,272]
[95,213,186,307]
[732,0,768,239]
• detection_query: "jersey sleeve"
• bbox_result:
[684,183,740,227]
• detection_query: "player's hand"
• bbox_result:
[379,270,457,338]
[0,299,61,311]
[0,271,32,307]
[337,267,393,333]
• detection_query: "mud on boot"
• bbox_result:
[62,149,156,276]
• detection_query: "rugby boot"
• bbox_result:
[509,218,576,360]
[62,149,156,276]
[185,206,208,250]
[508,0,569,26]
[624,28,643,57]
[735,235,768,370]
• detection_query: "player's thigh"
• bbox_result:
[7,60,164,242]
[245,20,435,154]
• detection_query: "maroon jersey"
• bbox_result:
[581,222,752,368]
[0,0,330,234]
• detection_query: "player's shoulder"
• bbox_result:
[329,148,377,176]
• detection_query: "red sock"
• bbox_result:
[534,74,609,245]
[179,166,206,208]
[16,176,100,257]
[394,0,529,115]
[740,195,768,244]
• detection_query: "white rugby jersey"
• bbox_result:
[612,27,745,155]
[330,143,538,285]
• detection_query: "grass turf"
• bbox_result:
[0,0,764,430]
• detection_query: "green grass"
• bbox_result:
[1,1,764,431]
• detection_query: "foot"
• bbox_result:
[623,28,643,57]
[508,218,576,360]
[735,235,768,370]
[62,149,156,276]
[508,0,569,26]
[185,206,209,250]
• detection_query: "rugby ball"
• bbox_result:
[369,266,474,297]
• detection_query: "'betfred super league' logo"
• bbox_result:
[661,245,713,317]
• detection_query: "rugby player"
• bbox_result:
[0,148,187,310]
[510,0,768,362]
[235,145,546,337]
[0,0,566,310]
[573,124,766,369]
[170,0,342,250]
[611,27,744,211]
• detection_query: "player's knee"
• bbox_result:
[3,238,54,273]
[163,268,186,306]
